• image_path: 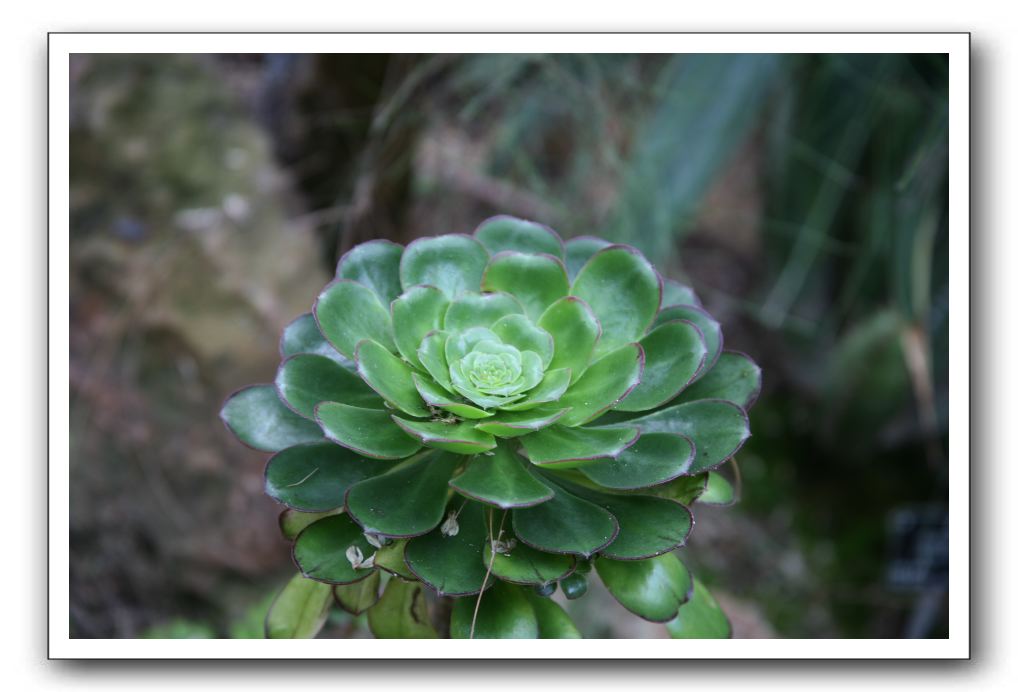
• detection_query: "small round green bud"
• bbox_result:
[560,572,588,600]
[533,582,557,598]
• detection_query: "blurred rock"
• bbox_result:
[69,54,328,637]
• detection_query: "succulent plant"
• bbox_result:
[221,216,759,639]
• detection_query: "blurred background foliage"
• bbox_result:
[69,52,948,639]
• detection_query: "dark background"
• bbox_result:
[68,53,949,639]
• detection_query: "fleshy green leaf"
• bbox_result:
[265,442,397,512]
[490,314,555,368]
[276,353,382,418]
[651,474,709,505]
[450,388,526,412]
[474,407,570,438]
[417,330,454,392]
[555,344,644,426]
[525,590,582,639]
[578,432,694,490]
[391,417,497,454]
[595,553,693,622]
[483,536,575,585]
[513,477,618,557]
[355,339,430,417]
[563,482,692,560]
[449,444,554,509]
[264,573,333,639]
[336,239,404,304]
[314,279,395,359]
[443,292,524,332]
[391,285,449,369]
[521,425,640,468]
[221,385,323,452]
[698,471,736,506]
[279,508,343,541]
[474,216,565,259]
[412,374,493,419]
[655,305,722,374]
[292,513,377,584]
[526,591,583,638]
[450,581,538,639]
[368,578,438,639]
[570,245,661,355]
[445,326,500,363]
[404,501,492,596]
[481,252,570,320]
[661,278,701,308]
[400,234,489,297]
[316,402,422,460]
[675,350,762,409]
[499,368,572,411]
[538,296,601,385]
[564,236,611,279]
[345,452,460,537]
[604,399,749,473]
[279,312,351,367]
[614,320,707,412]
[333,570,381,615]
[666,577,732,639]
[373,539,415,579]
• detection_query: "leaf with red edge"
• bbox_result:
[449,444,554,509]
[315,402,421,460]
[555,343,644,426]
[221,384,323,452]
[570,245,661,356]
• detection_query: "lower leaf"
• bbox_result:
[221,384,323,452]
[292,513,377,584]
[367,578,438,639]
[449,444,554,509]
[333,570,382,615]
[674,350,762,410]
[316,402,422,460]
[698,471,736,506]
[595,553,693,622]
[264,573,333,639]
[450,581,538,639]
[404,501,493,596]
[563,481,693,560]
[483,535,575,586]
[278,507,343,541]
[265,442,397,512]
[577,432,694,490]
[602,399,749,473]
[345,452,460,538]
[512,475,618,558]
[373,539,415,580]
[525,590,583,638]
[520,425,639,467]
[666,576,732,639]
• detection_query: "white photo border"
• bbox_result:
[49,31,970,659]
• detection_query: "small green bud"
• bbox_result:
[560,572,588,600]
[533,582,557,598]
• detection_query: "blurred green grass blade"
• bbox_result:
[759,57,889,329]
[608,54,785,261]
[757,55,949,335]
[829,83,946,330]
